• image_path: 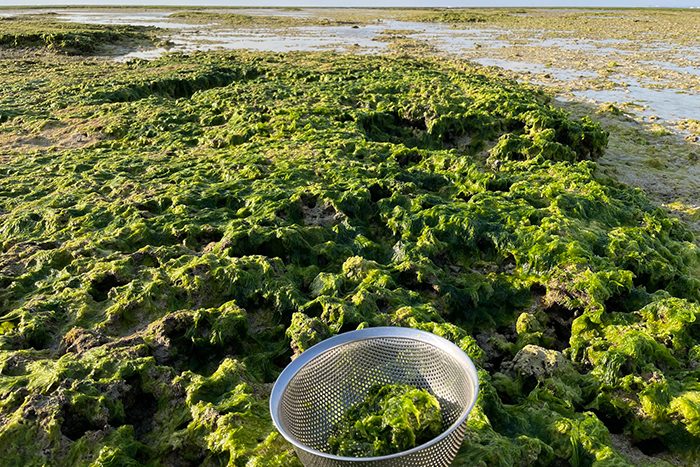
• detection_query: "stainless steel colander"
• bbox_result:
[270,327,479,466]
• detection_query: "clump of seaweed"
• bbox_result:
[328,383,443,457]
[0,18,158,55]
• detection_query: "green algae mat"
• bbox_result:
[0,50,699,466]
[0,16,159,55]
[328,383,444,457]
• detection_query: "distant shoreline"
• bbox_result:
[1,3,698,10]
[1,4,699,9]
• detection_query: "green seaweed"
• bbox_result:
[0,35,698,466]
[327,383,443,457]
[0,17,158,55]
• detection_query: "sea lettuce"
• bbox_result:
[328,384,443,457]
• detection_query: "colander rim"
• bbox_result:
[269,326,480,463]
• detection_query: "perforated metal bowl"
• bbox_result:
[270,327,479,466]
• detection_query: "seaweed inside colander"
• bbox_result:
[327,383,444,457]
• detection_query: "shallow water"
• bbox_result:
[525,37,637,56]
[217,8,314,18]
[572,86,700,122]
[117,20,512,60]
[640,60,700,77]
[3,7,308,28]
[120,20,515,59]
[55,11,202,29]
[471,57,597,81]
[121,29,386,60]
[415,28,512,51]
[117,24,390,60]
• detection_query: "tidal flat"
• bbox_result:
[0,7,699,466]
[3,7,698,232]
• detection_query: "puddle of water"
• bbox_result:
[116,21,511,61]
[296,24,387,44]
[572,86,700,122]
[211,25,385,51]
[640,60,700,77]
[525,37,700,62]
[469,58,698,123]
[55,10,202,29]
[641,42,700,62]
[116,47,173,61]
[525,37,637,55]
[220,8,314,18]
[418,30,511,51]
[116,26,388,61]
[471,57,597,81]
[369,20,512,51]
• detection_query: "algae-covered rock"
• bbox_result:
[328,383,443,457]
[515,312,544,335]
[507,345,572,380]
